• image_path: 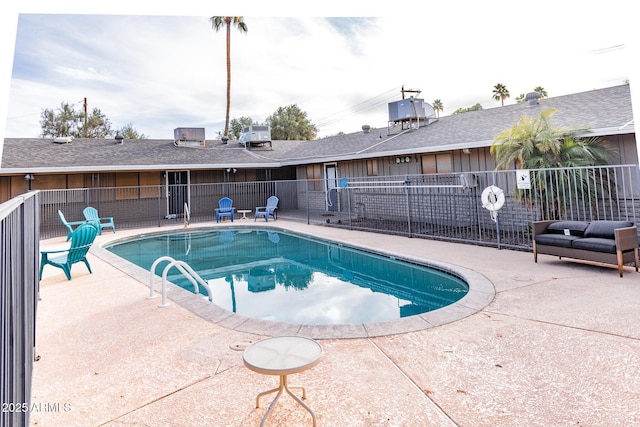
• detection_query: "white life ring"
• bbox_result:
[481,185,505,212]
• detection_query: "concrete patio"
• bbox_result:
[31,220,640,426]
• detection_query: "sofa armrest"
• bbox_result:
[532,220,556,239]
[615,226,639,251]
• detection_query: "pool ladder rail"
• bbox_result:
[148,256,212,308]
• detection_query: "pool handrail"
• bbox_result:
[149,256,212,307]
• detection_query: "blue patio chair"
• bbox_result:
[58,210,86,241]
[255,196,279,222]
[215,197,235,222]
[83,206,116,235]
[39,222,98,280]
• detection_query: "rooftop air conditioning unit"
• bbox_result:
[239,125,272,148]
[173,127,206,147]
[388,98,435,123]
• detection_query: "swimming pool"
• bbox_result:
[105,228,469,325]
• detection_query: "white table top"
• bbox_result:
[243,336,323,376]
[237,209,252,213]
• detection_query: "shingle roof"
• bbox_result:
[1,84,634,173]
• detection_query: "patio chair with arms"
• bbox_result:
[58,209,86,241]
[83,206,116,235]
[216,197,235,222]
[39,222,99,280]
[255,196,279,222]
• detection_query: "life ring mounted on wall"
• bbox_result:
[481,185,505,221]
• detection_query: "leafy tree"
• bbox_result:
[452,103,483,114]
[210,16,248,138]
[432,99,443,117]
[40,102,80,137]
[117,123,147,139]
[40,102,112,138]
[80,108,112,138]
[492,83,510,106]
[491,108,615,218]
[533,86,548,98]
[515,93,526,103]
[229,116,259,140]
[266,104,318,140]
[40,101,147,139]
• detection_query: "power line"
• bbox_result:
[315,86,401,127]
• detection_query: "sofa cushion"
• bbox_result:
[535,233,582,248]
[572,237,618,254]
[583,221,634,239]
[545,221,590,237]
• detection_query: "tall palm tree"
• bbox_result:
[492,83,510,106]
[432,99,443,117]
[533,86,548,98]
[210,16,248,138]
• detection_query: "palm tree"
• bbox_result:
[492,83,510,106]
[432,99,443,117]
[491,108,612,170]
[491,108,615,218]
[210,16,248,138]
[533,86,548,98]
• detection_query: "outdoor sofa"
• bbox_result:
[532,220,639,277]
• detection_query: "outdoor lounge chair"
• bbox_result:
[39,222,98,280]
[255,196,278,222]
[215,197,235,222]
[83,206,116,235]
[58,209,86,241]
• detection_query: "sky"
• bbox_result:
[1,1,638,157]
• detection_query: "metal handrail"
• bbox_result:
[148,256,212,307]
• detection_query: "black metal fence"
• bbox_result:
[39,165,640,250]
[1,191,40,427]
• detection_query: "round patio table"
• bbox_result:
[237,209,251,219]
[243,336,323,426]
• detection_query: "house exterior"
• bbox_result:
[1,84,637,209]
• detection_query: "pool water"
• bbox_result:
[105,228,469,324]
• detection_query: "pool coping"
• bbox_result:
[92,223,496,339]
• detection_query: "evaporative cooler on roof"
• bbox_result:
[387,97,437,132]
[239,125,272,150]
[173,127,206,147]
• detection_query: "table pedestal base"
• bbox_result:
[256,374,316,427]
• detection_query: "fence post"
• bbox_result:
[404,178,412,236]
[157,186,162,227]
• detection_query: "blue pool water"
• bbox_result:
[105,228,469,324]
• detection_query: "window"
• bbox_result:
[306,165,323,190]
[366,159,378,176]
[421,153,452,174]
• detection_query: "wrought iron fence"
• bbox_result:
[1,191,40,427]
[39,165,640,250]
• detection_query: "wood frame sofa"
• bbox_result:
[532,220,639,277]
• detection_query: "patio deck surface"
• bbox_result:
[32,220,640,426]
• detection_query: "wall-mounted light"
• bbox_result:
[462,148,471,155]
[226,168,237,173]
[395,156,412,164]
[24,173,35,190]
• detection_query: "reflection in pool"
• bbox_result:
[105,228,469,324]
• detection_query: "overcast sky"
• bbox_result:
[1,1,638,153]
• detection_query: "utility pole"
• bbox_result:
[401,85,421,100]
[83,97,87,128]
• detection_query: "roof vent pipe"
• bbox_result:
[525,92,541,106]
[115,133,124,144]
[362,125,370,134]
